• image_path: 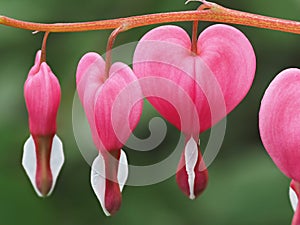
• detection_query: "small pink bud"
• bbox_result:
[22,50,64,197]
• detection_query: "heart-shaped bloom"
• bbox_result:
[259,68,300,225]
[76,52,143,215]
[133,24,256,199]
[23,50,64,197]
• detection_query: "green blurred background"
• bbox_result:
[0,0,299,224]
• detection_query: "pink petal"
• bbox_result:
[133,25,197,134]
[259,68,300,181]
[28,50,42,77]
[197,24,256,130]
[76,52,106,86]
[133,24,255,133]
[76,52,106,149]
[94,62,143,151]
[24,58,61,136]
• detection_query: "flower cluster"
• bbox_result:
[75,24,256,215]
[20,18,300,225]
[22,23,257,215]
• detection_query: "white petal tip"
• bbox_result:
[22,135,64,197]
[118,149,129,191]
[189,194,196,200]
[91,154,111,216]
[290,186,298,212]
[91,151,128,216]
[185,138,198,202]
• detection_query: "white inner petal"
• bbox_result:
[22,135,64,197]
[91,153,110,216]
[22,135,65,197]
[184,138,198,200]
[91,150,128,216]
[22,136,41,196]
[118,149,128,191]
[289,186,298,212]
[48,135,64,196]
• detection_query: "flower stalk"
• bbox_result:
[105,26,125,78]
[191,20,199,54]
[40,32,50,64]
[0,2,299,34]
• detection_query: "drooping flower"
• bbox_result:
[76,52,143,215]
[259,68,300,225]
[23,50,64,197]
[133,24,256,199]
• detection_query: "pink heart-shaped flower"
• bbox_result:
[133,24,256,133]
[259,68,300,225]
[259,68,300,181]
[133,24,256,199]
[76,52,143,215]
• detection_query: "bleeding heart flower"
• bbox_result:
[23,50,64,197]
[133,24,256,199]
[76,52,143,215]
[259,68,300,225]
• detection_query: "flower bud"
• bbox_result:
[23,50,64,197]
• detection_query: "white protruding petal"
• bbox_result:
[22,135,64,197]
[91,151,128,216]
[184,138,198,200]
[91,154,110,216]
[118,149,128,191]
[290,186,298,212]
[22,136,41,196]
[48,135,64,196]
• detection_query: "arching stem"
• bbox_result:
[191,3,210,55]
[40,32,50,64]
[0,2,300,34]
[105,26,125,78]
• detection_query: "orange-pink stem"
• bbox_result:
[40,32,50,64]
[0,2,300,34]
[105,26,124,78]
[191,21,199,54]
